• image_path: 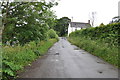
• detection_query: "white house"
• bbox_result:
[68,20,91,36]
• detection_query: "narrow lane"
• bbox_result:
[19,37,118,78]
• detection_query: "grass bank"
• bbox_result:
[2,39,58,80]
[68,23,119,68]
[68,37,118,67]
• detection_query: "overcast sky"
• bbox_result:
[52,0,119,26]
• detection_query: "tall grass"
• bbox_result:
[2,39,57,80]
[68,37,118,67]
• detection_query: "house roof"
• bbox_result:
[70,22,91,28]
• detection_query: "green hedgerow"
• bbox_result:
[68,23,119,68]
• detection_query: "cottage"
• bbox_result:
[68,20,91,36]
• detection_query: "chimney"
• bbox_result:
[88,20,90,24]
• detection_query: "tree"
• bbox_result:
[89,12,96,27]
[1,1,58,45]
[42,9,57,29]
[99,23,104,27]
[54,17,71,36]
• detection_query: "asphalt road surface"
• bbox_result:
[19,37,118,78]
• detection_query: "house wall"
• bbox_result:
[68,22,91,36]
[68,24,72,36]
[68,24,82,36]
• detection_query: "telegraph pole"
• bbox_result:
[71,16,73,22]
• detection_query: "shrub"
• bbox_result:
[47,29,59,40]
[69,23,119,47]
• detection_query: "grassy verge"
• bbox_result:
[2,39,57,80]
[68,36,118,68]
[0,43,1,80]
